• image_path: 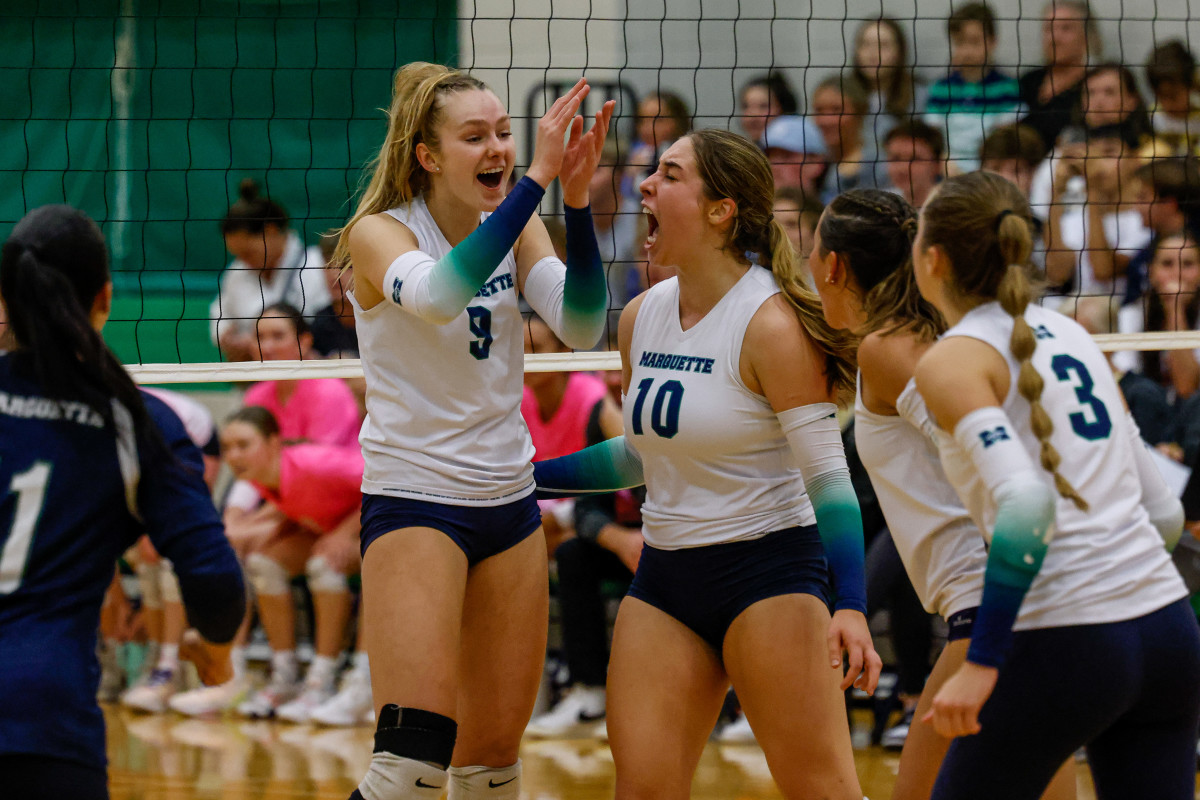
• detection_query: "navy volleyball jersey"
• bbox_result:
[0,353,243,770]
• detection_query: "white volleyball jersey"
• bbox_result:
[349,196,535,504]
[626,267,815,549]
[855,379,985,619]
[933,302,1186,630]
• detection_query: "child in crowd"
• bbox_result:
[1146,40,1200,155]
[884,120,945,208]
[925,2,1024,172]
[1123,156,1200,304]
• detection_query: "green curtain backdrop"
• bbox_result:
[0,0,457,365]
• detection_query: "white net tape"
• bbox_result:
[125,332,1199,384]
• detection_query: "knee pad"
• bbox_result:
[448,761,521,800]
[136,562,163,610]
[245,552,290,596]
[159,560,182,604]
[373,704,458,771]
[305,554,349,594]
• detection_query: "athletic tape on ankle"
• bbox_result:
[373,704,458,771]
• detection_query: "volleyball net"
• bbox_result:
[5,0,1200,384]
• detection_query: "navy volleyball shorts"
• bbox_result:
[360,491,542,567]
[627,524,831,657]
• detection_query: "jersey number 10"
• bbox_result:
[630,378,684,439]
[0,461,52,594]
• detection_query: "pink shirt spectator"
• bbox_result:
[244,379,360,448]
[522,372,608,461]
[250,444,364,533]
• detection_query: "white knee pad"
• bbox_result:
[448,761,521,800]
[159,560,182,604]
[305,554,349,594]
[358,752,447,800]
[245,552,290,596]
[136,561,163,610]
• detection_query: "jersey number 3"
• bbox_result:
[630,378,684,439]
[1050,354,1112,441]
[0,461,52,594]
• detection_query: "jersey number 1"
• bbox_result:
[0,461,52,595]
[630,378,684,438]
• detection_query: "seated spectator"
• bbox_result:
[883,120,945,208]
[590,139,644,310]
[1117,233,1200,401]
[1030,63,1154,221]
[1041,131,1150,297]
[1018,0,1095,157]
[737,73,799,146]
[310,231,358,358]
[924,2,1024,172]
[1123,156,1200,304]
[1146,40,1200,155]
[773,186,823,260]
[210,179,330,362]
[979,123,1046,199]
[244,303,361,448]
[1063,296,1173,445]
[220,407,364,723]
[761,115,829,198]
[622,91,691,202]
[810,75,884,202]
[522,315,622,556]
[850,17,929,155]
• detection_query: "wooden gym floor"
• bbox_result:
[102,706,1200,799]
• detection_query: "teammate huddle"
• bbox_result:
[0,58,1198,800]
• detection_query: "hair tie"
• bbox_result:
[994,208,1015,232]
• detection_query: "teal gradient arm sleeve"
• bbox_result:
[386,176,545,324]
[805,470,869,613]
[779,404,868,614]
[533,436,645,499]
[521,204,608,349]
[952,406,1058,668]
[967,476,1056,667]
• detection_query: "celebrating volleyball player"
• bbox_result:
[335,62,612,800]
[537,129,879,800]
[0,205,245,799]
[809,188,1076,800]
[910,171,1200,799]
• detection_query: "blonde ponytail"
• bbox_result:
[333,62,487,270]
[997,262,1089,511]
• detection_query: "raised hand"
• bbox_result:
[526,78,591,190]
[560,99,617,208]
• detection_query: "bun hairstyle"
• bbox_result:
[334,62,489,270]
[0,205,167,461]
[921,172,1087,510]
[221,178,289,236]
[688,129,857,403]
[817,189,942,340]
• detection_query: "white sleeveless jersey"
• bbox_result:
[349,196,535,504]
[855,379,985,619]
[934,302,1186,629]
[626,268,815,549]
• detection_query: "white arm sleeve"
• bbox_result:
[522,256,603,350]
[1126,411,1184,552]
[383,251,465,326]
[777,402,845,482]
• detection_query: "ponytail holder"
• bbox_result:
[994,209,1015,232]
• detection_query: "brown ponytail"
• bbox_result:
[923,171,1087,510]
